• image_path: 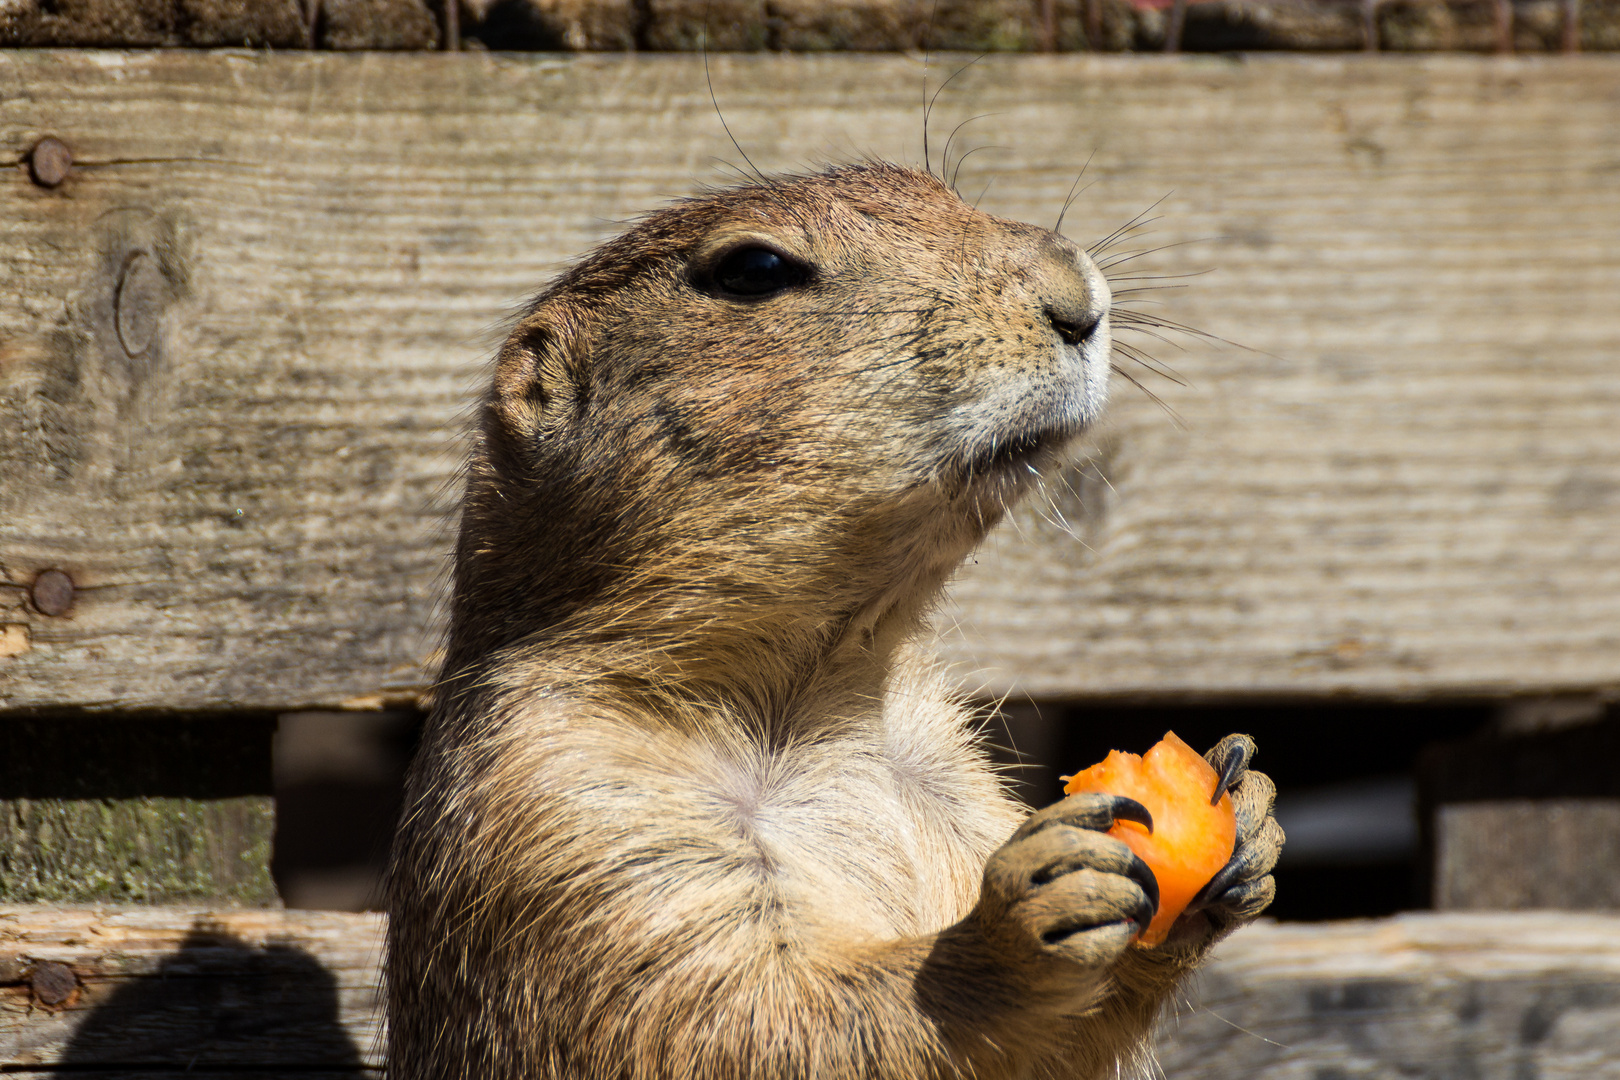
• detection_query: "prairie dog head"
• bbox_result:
[458,162,1110,673]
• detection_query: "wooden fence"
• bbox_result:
[6,908,1620,1077]
[3,50,1620,1077]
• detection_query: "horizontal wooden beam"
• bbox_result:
[5,907,1620,1075]
[0,717,277,905]
[1158,912,1620,1078]
[0,908,383,1072]
[2,53,1618,711]
[1419,716,1620,910]
[1,0,1615,52]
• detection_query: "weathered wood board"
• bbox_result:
[2,53,1618,711]
[1157,913,1620,1078]
[5,907,1620,1077]
[0,717,278,905]
[1418,717,1620,911]
[1435,799,1620,909]
[0,907,385,1072]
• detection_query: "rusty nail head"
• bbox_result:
[30,961,77,1006]
[30,569,75,616]
[28,137,72,188]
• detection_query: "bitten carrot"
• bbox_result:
[1063,732,1236,946]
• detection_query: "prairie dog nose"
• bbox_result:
[1037,243,1110,347]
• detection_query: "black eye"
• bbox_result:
[710,246,807,298]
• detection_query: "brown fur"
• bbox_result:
[386,162,1282,1080]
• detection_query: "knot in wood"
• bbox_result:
[115,252,166,358]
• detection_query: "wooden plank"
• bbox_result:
[1434,800,1620,909]
[2,0,1617,52]
[0,907,385,1071]
[1,53,1618,711]
[1417,716,1620,910]
[4,1074,367,1079]
[1157,913,1620,1078]
[6,907,1620,1076]
[0,718,277,905]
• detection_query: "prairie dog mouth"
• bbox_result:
[958,423,1079,483]
[949,337,1108,486]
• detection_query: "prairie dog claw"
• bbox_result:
[1206,734,1255,805]
[1011,793,1153,844]
[1187,734,1282,933]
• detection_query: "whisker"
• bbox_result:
[921,0,938,176]
[1111,310,1271,357]
[1112,322,1189,352]
[924,53,988,177]
[1111,291,1186,304]
[1111,364,1189,427]
[1088,194,1172,256]
[1108,268,1214,283]
[1091,223,1164,260]
[1099,236,1223,271]
[706,157,758,186]
[1113,341,1189,386]
[942,115,1003,189]
[1054,149,1099,235]
[950,141,1009,191]
[702,25,772,189]
[1111,309,1200,327]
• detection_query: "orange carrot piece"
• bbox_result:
[1062,732,1236,946]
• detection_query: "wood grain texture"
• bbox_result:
[1416,718,1620,911]
[0,797,277,905]
[0,717,277,905]
[0,907,384,1071]
[1158,913,1620,1079]
[6,907,1620,1076]
[4,0,1620,51]
[1,53,1617,711]
[1435,800,1620,910]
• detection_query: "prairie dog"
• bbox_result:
[386,161,1282,1080]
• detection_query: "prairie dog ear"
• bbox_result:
[492,311,576,443]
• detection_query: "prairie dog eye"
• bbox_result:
[709,245,809,298]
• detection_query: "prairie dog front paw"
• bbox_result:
[1186,734,1284,935]
[975,794,1160,978]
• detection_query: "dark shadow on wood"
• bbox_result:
[50,917,369,1074]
